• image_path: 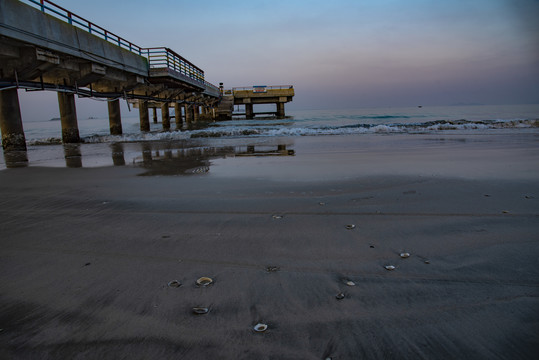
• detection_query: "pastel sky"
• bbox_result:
[17,0,539,118]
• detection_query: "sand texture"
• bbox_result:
[1,134,538,359]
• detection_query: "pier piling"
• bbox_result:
[161,103,170,130]
[174,103,183,127]
[192,105,199,122]
[185,104,193,123]
[139,100,150,132]
[0,88,27,151]
[57,92,80,143]
[152,107,158,124]
[107,99,123,135]
[277,102,285,118]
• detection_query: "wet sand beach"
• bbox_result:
[1,133,538,359]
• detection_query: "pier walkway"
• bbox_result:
[0,0,220,153]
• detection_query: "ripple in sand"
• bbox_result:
[168,280,182,288]
[196,277,213,286]
[192,307,209,315]
[253,323,268,332]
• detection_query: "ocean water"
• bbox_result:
[21,104,539,144]
[2,103,538,171]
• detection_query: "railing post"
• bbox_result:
[40,0,44,12]
[68,12,72,25]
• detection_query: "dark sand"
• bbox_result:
[1,133,538,359]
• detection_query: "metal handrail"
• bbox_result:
[20,0,220,95]
[24,0,144,55]
[204,81,219,92]
[144,47,204,83]
[232,85,294,91]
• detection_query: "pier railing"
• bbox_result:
[231,85,294,92]
[20,0,220,92]
[25,0,144,55]
[144,47,204,84]
[204,81,220,94]
[230,85,294,94]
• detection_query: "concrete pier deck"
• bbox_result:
[0,0,220,152]
[217,86,295,119]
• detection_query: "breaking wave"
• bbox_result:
[26,118,538,145]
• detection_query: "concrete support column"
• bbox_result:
[245,103,254,119]
[161,103,170,130]
[139,99,150,132]
[58,92,80,143]
[174,102,183,127]
[107,99,122,135]
[200,106,207,120]
[185,104,193,123]
[0,88,27,151]
[277,102,285,118]
[192,105,199,122]
[152,107,158,123]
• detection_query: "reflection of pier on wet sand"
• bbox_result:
[1,140,295,171]
[136,143,295,176]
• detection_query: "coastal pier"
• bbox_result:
[216,85,294,119]
[0,0,220,153]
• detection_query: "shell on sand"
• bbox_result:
[253,323,268,332]
[192,307,209,315]
[196,277,213,286]
[167,280,181,288]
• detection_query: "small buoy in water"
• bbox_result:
[192,307,209,315]
[424,260,430,264]
[345,280,355,286]
[336,292,345,300]
[369,245,375,248]
[400,252,410,258]
[272,215,283,219]
[253,323,268,332]
[266,266,280,272]
[345,224,356,230]
[384,265,396,271]
[168,280,181,288]
[196,277,213,286]
[319,202,326,206]
[502,210,509,214]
